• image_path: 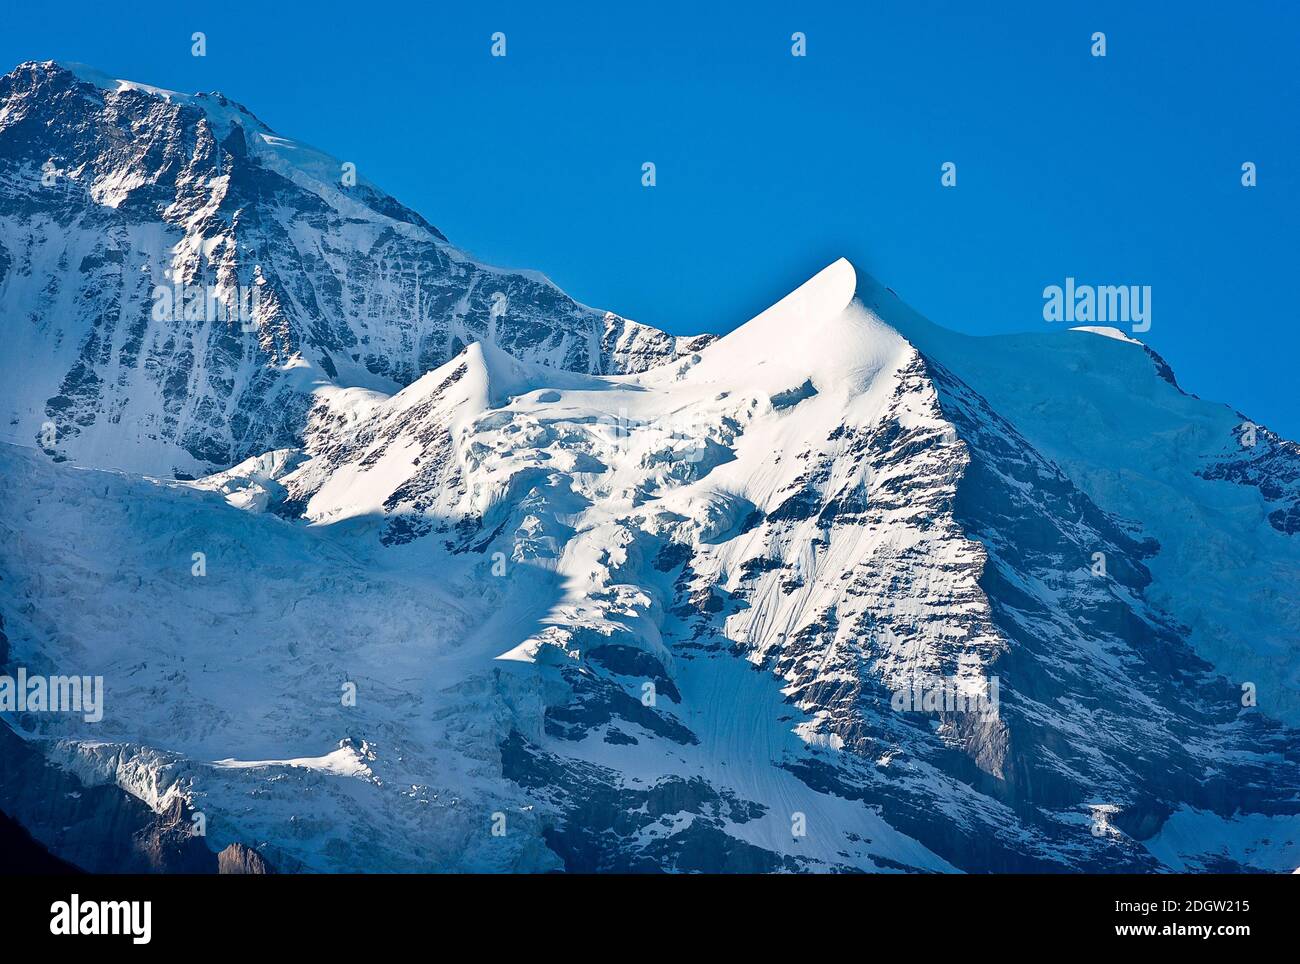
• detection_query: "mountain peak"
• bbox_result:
[676,256,910,397]
[694,257,856,371]
[12,60,272,132]
[0,62,714,475]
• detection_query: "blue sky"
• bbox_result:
[3,0,1297,434]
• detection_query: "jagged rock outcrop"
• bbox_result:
[0,723,214,872]
[217,842,273,874]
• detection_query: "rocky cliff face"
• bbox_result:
[0,61,710,477]
[0,719,218,873]
[217,842,273,874]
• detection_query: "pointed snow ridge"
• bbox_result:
[714,257,858,358]
[378,341,505,425]
[1069,325,1145,346]
[386,338,603,420]
[468,338,615,403]
[678,257,858,385]
[675,257,908,395]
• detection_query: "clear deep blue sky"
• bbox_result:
[3,1,1297,434]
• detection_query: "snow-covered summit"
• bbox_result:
[1068,324,1145,345]
[54,61,271,133]
[0,61,713,477]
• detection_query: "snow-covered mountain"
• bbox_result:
[0,61,711,477]
[2,62,1297,874]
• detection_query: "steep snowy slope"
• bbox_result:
[5,259,1295,873]
[859,278,1300,725]
[0,62,710,478]
[0,439,561,871]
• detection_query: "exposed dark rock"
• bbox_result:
[218,842,274,874]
